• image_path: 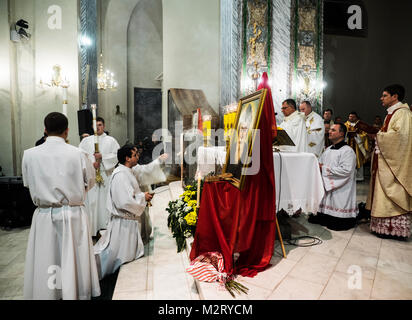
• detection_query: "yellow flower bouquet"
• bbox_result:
[166,180,203,252]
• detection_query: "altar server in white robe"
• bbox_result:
[94,145,167,279]
[299,100,325,157]
[310,123,358,231]
[279,99,308,152]
[22,112,100,300]
[79,117,120,236]
[132,148,169,244]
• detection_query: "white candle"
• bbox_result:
[91,104,97,133]
[62,87,68,101]
[62,87,68,116]
[180,132,184,186]
[91,104,96,119]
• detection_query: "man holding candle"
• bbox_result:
[79,116,120,237]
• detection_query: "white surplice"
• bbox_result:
[279,110,308,152]
[94,164,147,280]
[132,158,167,243]
[305,111,325,158]
[22,136,100,300]
[79,133,120,236]
[318,142,358,218]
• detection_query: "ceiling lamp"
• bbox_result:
[97,6,117,91]
[97,53,117,91]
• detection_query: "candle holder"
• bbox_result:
[39,65,70,116]
[91,104,104,186]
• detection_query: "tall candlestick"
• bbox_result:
[91,104,104,186]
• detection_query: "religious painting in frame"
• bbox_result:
[223,89,267,190]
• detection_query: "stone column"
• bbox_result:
[271,0,292,121]
[241,0,272,96]
[79,0,98,108]
[220,0,242,127]
[290,0,324,113]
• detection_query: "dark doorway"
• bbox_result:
[134,88,162,164]
[134,87,162,143]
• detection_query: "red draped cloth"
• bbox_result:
[190,73,278,277]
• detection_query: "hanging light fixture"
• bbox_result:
[97,53,117,90]
[97,5,117,91]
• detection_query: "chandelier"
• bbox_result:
[97,5,117,91]
[97,53,117,91]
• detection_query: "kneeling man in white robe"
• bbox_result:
[309,123,358,231]
[94,145,167,279]
[279,99,308,152]
[22,112,100,300]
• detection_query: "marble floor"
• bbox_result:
[1,179,412,300]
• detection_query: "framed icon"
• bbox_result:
[223,89,267,190]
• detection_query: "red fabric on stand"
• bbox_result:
[258,72,277,140]
[189,181,241,275]
[190,73,278,278]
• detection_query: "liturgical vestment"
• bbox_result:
[79,133,120,236]
[132,158,167,243]
[305,111,325,158]
[344,121,370,169]
[94,164,146,280]
[279,110,308,153]
[318,141,358,219]
[22,137,100,300]
[367,103,412,237]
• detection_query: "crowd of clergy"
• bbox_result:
[279,84,411,235]
[21,84,411,300]
[22,113,168,299]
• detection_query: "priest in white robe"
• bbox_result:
[79,117,120,236]
[279,99,308,152]
[22,112,100,300]
[94,145,168,279]
[299,101,325,157]
[309,123,358,231]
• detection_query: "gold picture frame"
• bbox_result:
[223,89,267,190]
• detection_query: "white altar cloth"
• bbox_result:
[196,147,324,215]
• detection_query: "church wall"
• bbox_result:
[0,0,80,176]
[0,0,14,175]
[127,0,163,144]
[100,0,141,146]
[323,0,412,124]
[162,0,221,131]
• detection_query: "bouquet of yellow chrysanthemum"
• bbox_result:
[166,180,203,252]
